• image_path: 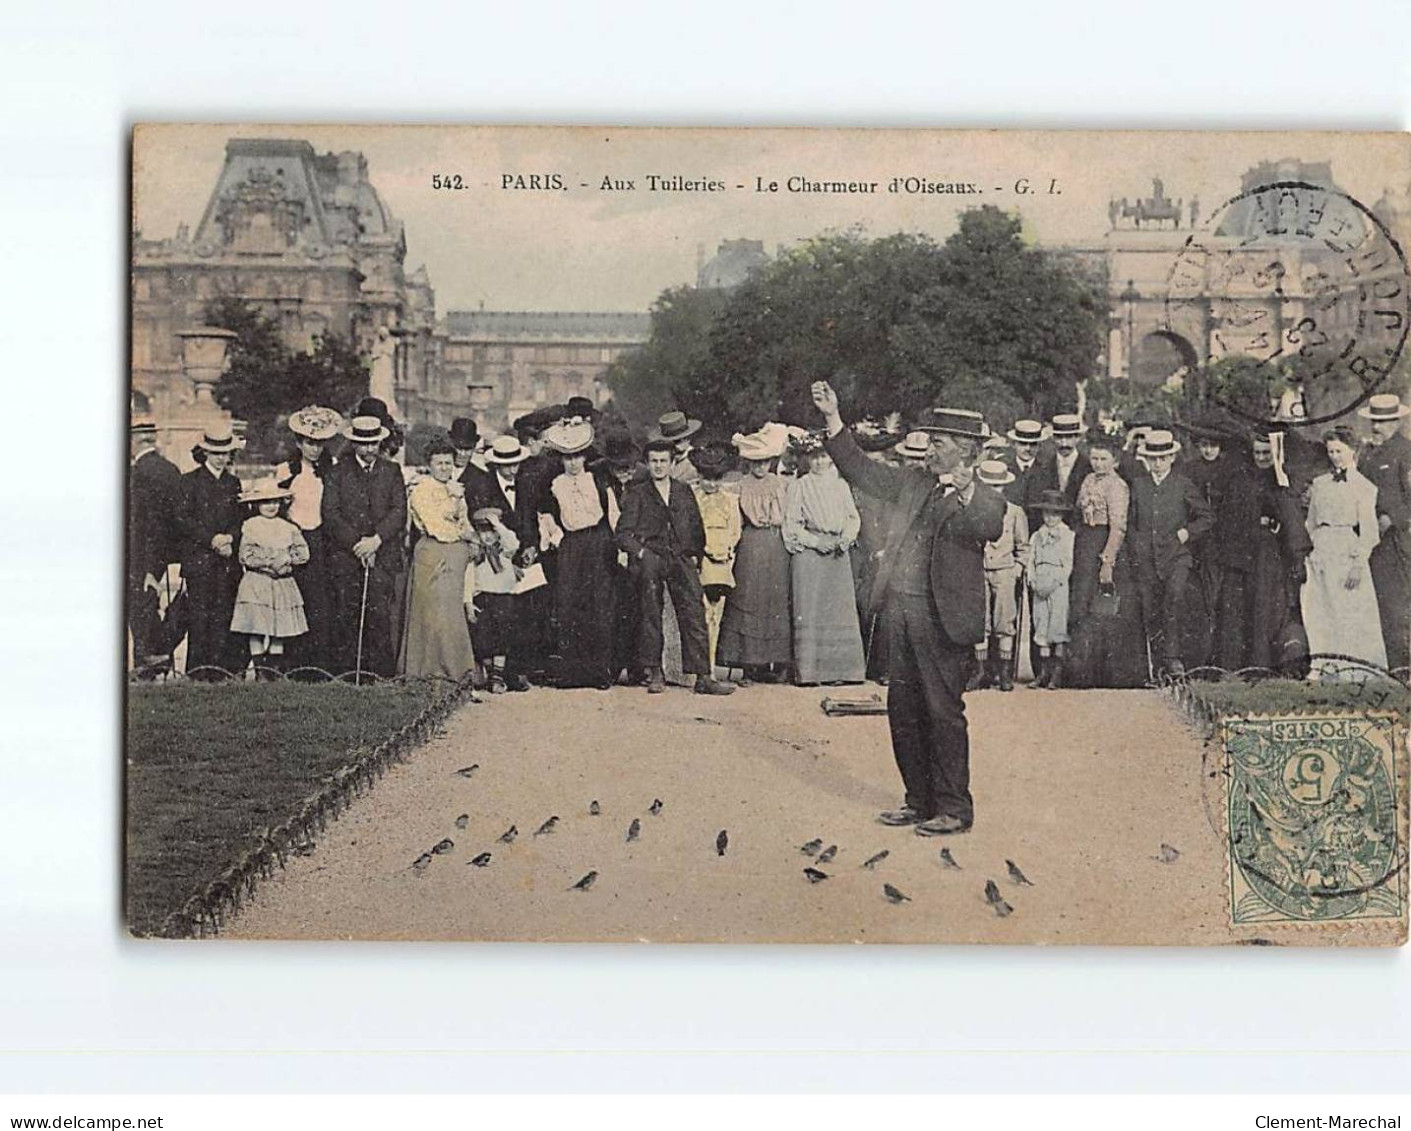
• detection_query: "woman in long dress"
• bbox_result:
[274,405,342,674]
[783,437,865,685]
[717,425,793,682]
[541,419,618,689]
[399,439,478,682]
[1301,427,1385,679]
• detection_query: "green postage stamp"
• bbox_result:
[1223,712,1407,927]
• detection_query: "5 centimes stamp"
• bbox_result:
[1165,181,1411,428]
[1222,711,1406,927]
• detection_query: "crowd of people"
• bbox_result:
[128,387,1411,693]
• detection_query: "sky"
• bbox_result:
[132,125,1410,313]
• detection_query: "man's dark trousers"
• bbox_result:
[885,592,973,825]
[636,550,710,676]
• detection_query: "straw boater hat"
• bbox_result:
[1138,429,1182,458]
[1358,393,1411,421]
[543,418,595,456]
[976,459,1015,487]
[131,417,157,435]
[449,418,480,449]
[732,422,790,462]
[920,407,988,440]
[197,427,241,454]
[343,415,390,444]
[1034,488,1071,513]
[239,478,293,504]
[894,430,932,459]
[1050,413,1085,438]
[648,410,702,443]
[288,405,344,441]
[485,435,531,465]
[1007,419,1044,445]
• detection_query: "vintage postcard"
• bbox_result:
[127,125,1410,944]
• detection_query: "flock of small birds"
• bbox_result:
[412,762,1182,920]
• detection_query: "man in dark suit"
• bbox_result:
[1020,413,1090,531]
[321,415,408,678]
[1358,395,1411,672]
[1127,429,1214,678]
[450,417,491,496]
[616,439,734,696]
[814,381,1005,836]
[128,420,183,676]
[176,428,247,678]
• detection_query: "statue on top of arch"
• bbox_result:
[1109,177,1184,230]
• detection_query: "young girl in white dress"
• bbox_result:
[231,480,310,675]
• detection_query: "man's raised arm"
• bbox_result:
[811,380,906,504]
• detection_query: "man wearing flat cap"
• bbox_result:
[1358,394,1411,671]
[812,381,1005,837]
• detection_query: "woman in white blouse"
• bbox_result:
[540,420,620,689]
[1301,426,1386,679]
[398,438,479,682]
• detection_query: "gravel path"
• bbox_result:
[224,683,1240,944]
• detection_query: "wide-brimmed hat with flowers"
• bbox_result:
[239,478,293,504]
[732,422,790,462]
[288,405,344,441]
[543,418,596,456]
[789,430,827,458]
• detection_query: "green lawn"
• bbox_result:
[125,680,447,937]
[1181,676,1410,720]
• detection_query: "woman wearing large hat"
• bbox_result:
[717,423,794,682]
[177,428,248,677]
[539,418,619,688]
[272,406,343,673]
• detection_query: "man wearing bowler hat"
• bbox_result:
[812,381,1005,836]
[449,418,490,491]
[321,415,408,678]
[1358,393,1411,672]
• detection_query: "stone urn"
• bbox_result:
[176,327,238,405]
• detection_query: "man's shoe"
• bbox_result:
[997,660,1014,692]
[694,676,736,696]
[646,670,666,694]
[1048,658,1065,689]
[965,658,988,692]
[489,675,508,695]
[915,814,972,837]
[505,674,533,692]
[877,806,926,827]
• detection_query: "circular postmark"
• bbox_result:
[1164,181,1411,427]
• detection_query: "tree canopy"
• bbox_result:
[607,208,1105,436]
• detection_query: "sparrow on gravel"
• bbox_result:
[1155,843,1181,864]
[534,817,560,836]
[497,825,518,844]
[985,879,1014,917]
[454,765,479,778]
[454,814,470,830]
[799,838,823,857]
[649,799,664,816]
[716,830,729,857]
[861,850,890,870]
[432,839,455,854]
[883,883,911,904]
[411,852,433,873]
[589,800,601,816]
[468,852,492,867]
[803,867,830,883]
[570,871,598,891]
[939,848,961,870]
[1005,860,1034,886]
[816,845,838,864]
[626,818,641,843]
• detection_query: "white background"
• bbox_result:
[2,0,1409,1094]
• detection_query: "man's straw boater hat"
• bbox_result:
[1007,419,1044,445]
[197,427,241,453]
[343,415,391,444]
[239,478,293,504]
[131,417,157,435]
[485,435,531,465]
[648,410,702,443]
[1358,393,1411,421]
[1049,413,1086,438]
[919,407,988,440]
[288,405,344,441]
[1138,429,1182,458]
[976,459,1015,487]
[894,430,932,459]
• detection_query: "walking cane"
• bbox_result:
[354,557,371,687]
